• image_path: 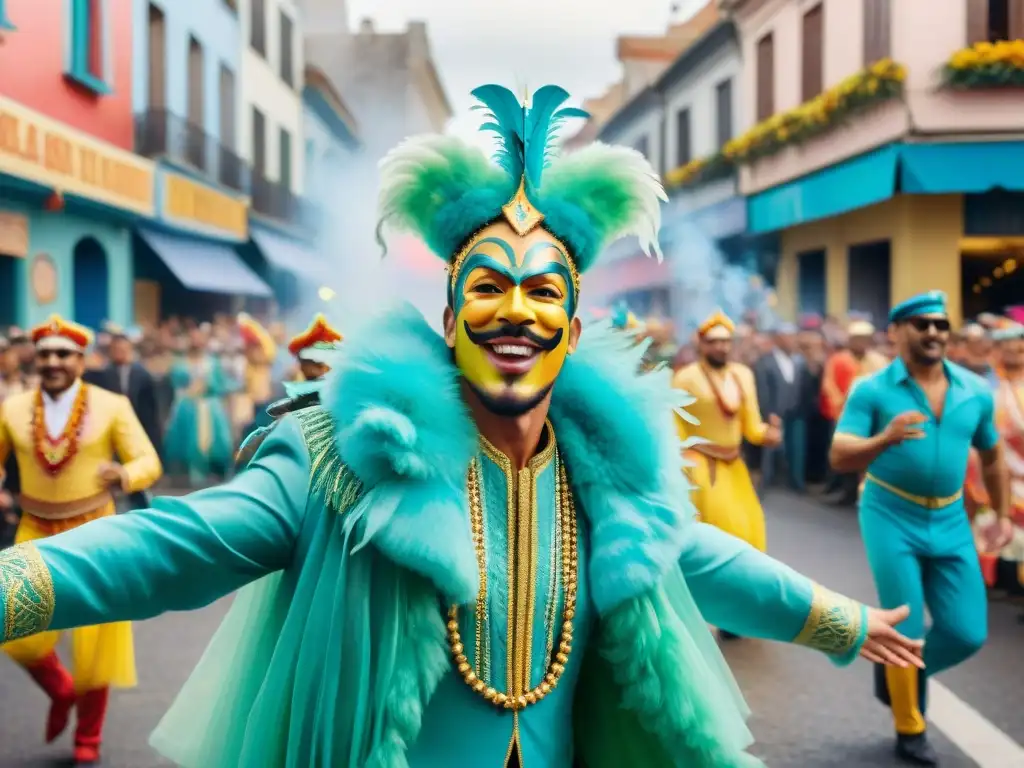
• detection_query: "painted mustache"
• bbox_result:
[464,322,564,352]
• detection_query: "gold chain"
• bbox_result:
[446,457,578,711]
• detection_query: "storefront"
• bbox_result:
[243,221,331,317]
[751,142,1024,328]
[0,95,155,329]
[132,167,271,323]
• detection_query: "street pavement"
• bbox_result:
[1,490,1021,766]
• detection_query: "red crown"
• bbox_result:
[30,314,94,349]
[288,313,343,356]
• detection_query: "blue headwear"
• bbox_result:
[889,291,948,324]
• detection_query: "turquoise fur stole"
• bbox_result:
[314,303,758,767]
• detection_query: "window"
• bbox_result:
[219,65,236,150]
[715,79,733,148]
[252,107,266,175]
[187,37,204,128]
[967,0,1024,44]
[862,0,891,64]
[634,135,650,160]
[279,128,292,190]
[801,4,824,102]
[675,109,691,168]
[279,11,295,87]
[67,0,111,94]
[147,3,166,108]
[755,33,775,121]
[250,0,266,57]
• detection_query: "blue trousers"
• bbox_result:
[859,483,987,734]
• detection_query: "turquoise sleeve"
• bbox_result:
[972,388,999,451]
[38,417,310,631]
[680,523,867,664]
[835,379,875,437]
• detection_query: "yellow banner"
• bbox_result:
[162,172,248,240]
[0,96,155,216]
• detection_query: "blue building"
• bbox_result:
[130,0,273,323]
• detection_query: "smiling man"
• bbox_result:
[2,86,921,768]
[830,291,1011,766]
[0,315,162,765]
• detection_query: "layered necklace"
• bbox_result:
[446,454,579,712]
[32,384,89,475]
[700,363,742,418]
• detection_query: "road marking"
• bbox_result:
[930,680,1024,767]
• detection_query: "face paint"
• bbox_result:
[451,221,576,416]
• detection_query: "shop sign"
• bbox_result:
[0,96,155,217]
[0,211,28,258]
[161,171,248,241]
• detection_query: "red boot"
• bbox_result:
[24,652,77,743]
[73,687,108,765]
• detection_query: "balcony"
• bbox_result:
[134,108,250,194]
[250,173,324,233]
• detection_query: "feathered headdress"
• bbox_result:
[375,84,667,305]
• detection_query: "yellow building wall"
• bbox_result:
[776,195,964,326]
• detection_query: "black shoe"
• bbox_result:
[895,733,938,765]
[719,629,741,641]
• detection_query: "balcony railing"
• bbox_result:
[250,173,324,233]
[134,108,250,194]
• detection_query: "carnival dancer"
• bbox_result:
[235,313,343,469]
[830,291,1011,766]
[164,327,235,486]
[673,311,781,556]
[972,323,1024,595]
[1,85,921,768]
[0,315,161,764]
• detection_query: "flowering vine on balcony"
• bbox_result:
[664,58,906,191]
[944,40,1024,88]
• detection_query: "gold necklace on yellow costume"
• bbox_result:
[445,453,579,711]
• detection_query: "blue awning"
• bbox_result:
[138,228,272,297]
[900,141,1024,194]
[748,145,900,234]
[251,227,328,284]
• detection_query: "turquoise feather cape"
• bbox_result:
[149,304,763,768]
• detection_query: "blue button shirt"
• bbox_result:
[836,358,998,499]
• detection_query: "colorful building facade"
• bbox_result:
[0,0,155,329]
[725,0,1024,327]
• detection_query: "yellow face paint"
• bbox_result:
[451,221,576,415]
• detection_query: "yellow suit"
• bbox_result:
[0,382,162,690]
[673,361,770,551]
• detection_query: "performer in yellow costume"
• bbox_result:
[673,311,781,556]
[234,313,277,425]
[0,315,162,765]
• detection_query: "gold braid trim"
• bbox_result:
[1,543,55,643]
[793,583,863,656]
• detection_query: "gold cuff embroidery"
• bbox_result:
[1,543,55,643]
[793,583,863,656]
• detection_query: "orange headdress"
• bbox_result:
[697,310,735,341]
[30,314,94,352]
[237,313,277,360]
[287,313,343,359]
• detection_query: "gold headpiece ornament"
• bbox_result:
[31,314,94,351]
[448,177,582,298]
[698,310,735,340]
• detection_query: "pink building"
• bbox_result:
[723,0,1024,325]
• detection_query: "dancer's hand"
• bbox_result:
[882,411,927,446]
[762,414,782,448]
[990,516,1015,550]
[0,490,11,509]
[96,462,127,490]
[860,605,925,668]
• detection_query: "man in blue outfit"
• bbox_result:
[830,290,1012,766]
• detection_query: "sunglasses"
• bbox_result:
[907,317,951,333]
[36,349,77,361]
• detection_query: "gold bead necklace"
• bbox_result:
[446,456,579,712]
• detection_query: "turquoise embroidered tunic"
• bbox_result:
[410,429,593,767]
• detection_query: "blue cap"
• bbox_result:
[772,321,798,334]
[889,290,948,324]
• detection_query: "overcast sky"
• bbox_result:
[346,0,708,147]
